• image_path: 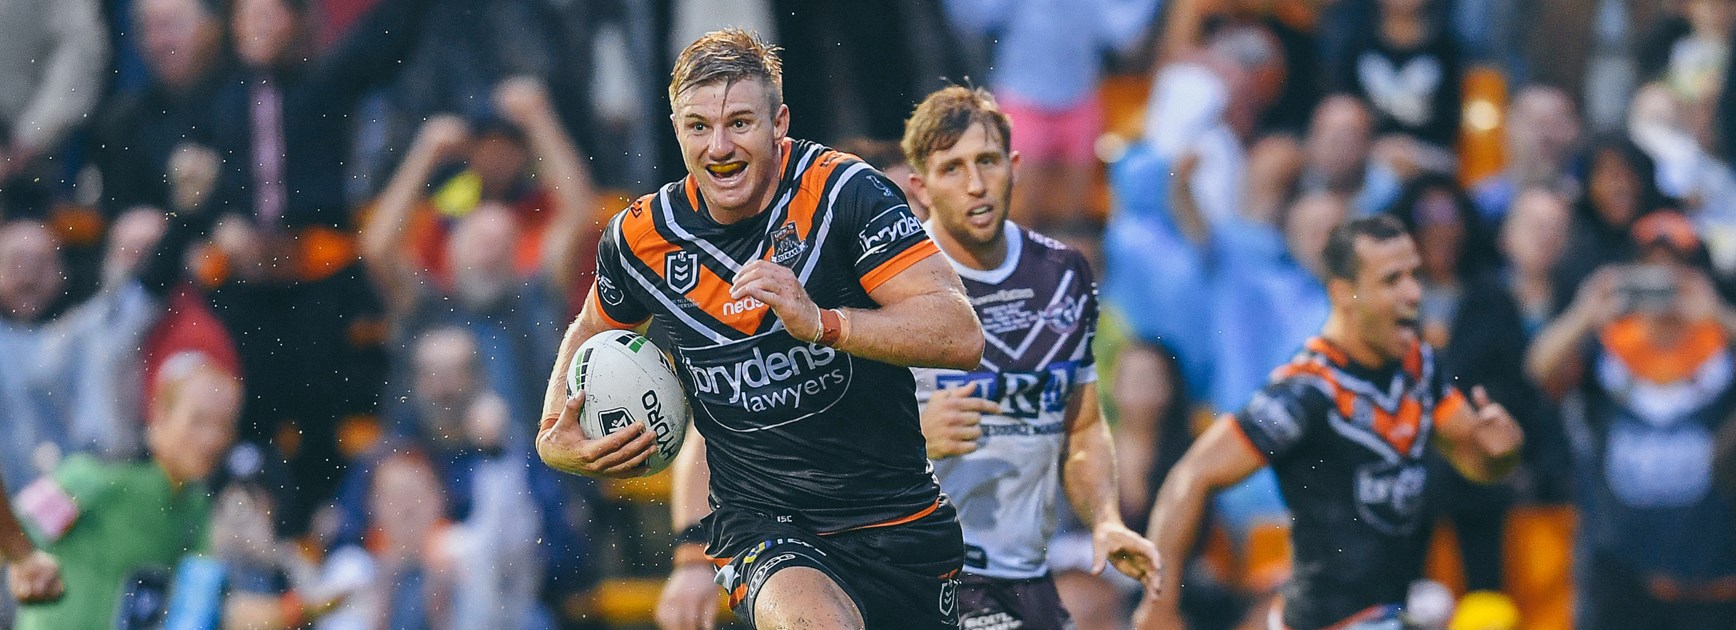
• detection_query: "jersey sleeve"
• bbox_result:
[1072,252,1101,385]
[590,211,652,328]
[839,168,940,293]
[1231,379,1328,461]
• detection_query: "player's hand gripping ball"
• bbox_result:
[568,331,691,474]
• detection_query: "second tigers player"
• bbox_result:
[1134,216,1524,630]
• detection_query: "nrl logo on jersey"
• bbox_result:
[666,251,700,293]
[770,222,806,267]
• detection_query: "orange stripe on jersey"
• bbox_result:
[618,195,678,279]
[820,498,939,535]
[1324,382,1425,453]
[685,263,766,335]
[587,281,646,329]
[860,239,940,294]
[1304,337,1349,366]
[1224,414,1271,464]
[1433,387,1468,430]
[777,146,854,242]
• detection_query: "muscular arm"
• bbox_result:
[1062,381,1164,592]
[1061,382,1120,529]
[733,253,982,370]
[1143,419,1266,607]
[669,427,711,534]
[851,254,984,369]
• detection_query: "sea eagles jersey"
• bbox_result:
[1230,337,1468,630]
[913,223,1099,579]
[590,138,944,534]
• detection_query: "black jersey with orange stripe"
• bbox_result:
[1229,337,1467,630]
[590,138,944,534]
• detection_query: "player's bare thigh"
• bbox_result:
[752,566,865,630]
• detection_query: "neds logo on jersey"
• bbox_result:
[678,332,854,431]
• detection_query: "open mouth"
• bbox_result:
[705,162,747,184]
[965,204,996,226]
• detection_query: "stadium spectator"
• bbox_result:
[333,327,599,628]
[942,0,1161,229]
[1159,0,1326,139]
[1335,0,1463,160]
[361,77,593,436]
[202,0,437,525]
[0,149,217,491]
[11,351,241,630]
[1527,211,1736,629]
[1300,94,1403,215]
[0,0,107,215]
[1497,188,1577,503]
[1629,81,1736,220]
[364,451,454,628]
[1471,85,1584,222]
[90,0,228,219]
[1554,134,1674,311]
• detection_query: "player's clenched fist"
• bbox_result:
[730,260,823,341]
[921,383,1000,459]
[7,550,63,604]
[537,396,657,478]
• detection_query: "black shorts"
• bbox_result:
[957,573,1074,630]
[704,498,965,629]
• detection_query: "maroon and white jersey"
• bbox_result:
[913,222,1099,579]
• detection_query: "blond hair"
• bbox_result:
[669,28,784,108]
[900,86,1013,172]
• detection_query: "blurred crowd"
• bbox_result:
[1,0,1735,627]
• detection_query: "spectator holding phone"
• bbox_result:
[1526,211,1736,628]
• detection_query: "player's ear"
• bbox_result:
[907,170,935,211]
[772,102,790,139]
[1326,274,1356,304]
[1008,149,1021,185]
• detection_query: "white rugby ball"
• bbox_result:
[567,330,690,474]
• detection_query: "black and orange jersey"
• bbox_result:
[1230,337,1467,630]
[590,138,943,534]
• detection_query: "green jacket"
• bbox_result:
[14,454,210,629]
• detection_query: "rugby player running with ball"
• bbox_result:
[536,29,983,630]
